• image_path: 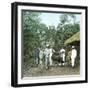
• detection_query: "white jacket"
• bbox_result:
[44,48,50,57]
[60,48,65,57]
[71,49,77,58]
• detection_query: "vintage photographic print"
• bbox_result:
[11,2,88,87]
[22,11,80,78]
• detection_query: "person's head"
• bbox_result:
[46,44,49,48]
[72,46,75,49]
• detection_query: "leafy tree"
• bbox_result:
[56,14,80,49]
[22,11,41,65]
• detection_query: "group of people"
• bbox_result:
[60,46,77,67]
[35,44,54,69]
[35,45,77,68]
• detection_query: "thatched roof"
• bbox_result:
[64,32,80,45]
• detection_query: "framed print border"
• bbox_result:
[11,2,88,87]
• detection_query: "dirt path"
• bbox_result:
[23,65,80,77]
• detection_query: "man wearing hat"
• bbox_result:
[71,46,77,67]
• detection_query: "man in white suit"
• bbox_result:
[49,46,55,66]
[44,44,50,69]
[71,46,77,67]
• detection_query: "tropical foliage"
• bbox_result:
[22,11,80,66]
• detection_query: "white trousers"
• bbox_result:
[61,55,65,65]
[62,56,65,61]
[71,57,75,67]
[49,54,53,66]
[45,56,49,66]
[35,58,39,65]
[62,56,65,65]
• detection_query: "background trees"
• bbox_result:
[22,11,41,66]
[56,14,80,49]
[22,11,80,67]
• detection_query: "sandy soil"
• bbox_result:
[23,65,80,77]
